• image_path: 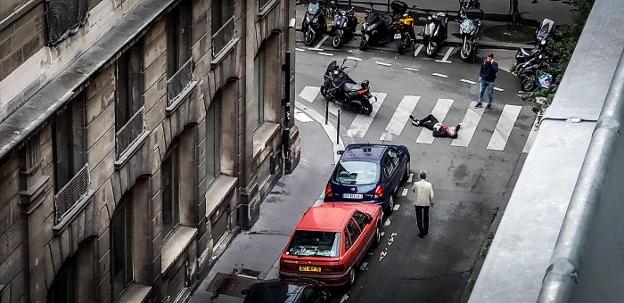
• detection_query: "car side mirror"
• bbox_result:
[337,150,344,155]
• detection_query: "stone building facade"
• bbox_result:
[0,0,298,302]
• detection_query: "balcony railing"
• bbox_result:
[54,164,90,223]
[115,107,146,158]
[212,16,237,58]
[167,59,195,107]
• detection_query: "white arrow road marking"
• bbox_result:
[298,86,320,103]
[379,249,388,262]
[347,92,387,137]
[488,105,522,151]
[522,116,541,153]
[451,101,485,147]
[432,73,448,78]
[416,98,454,144]
[380,96,421,141]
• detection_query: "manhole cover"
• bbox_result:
[207,272,258,297]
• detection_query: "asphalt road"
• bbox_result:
[294,39,534,303]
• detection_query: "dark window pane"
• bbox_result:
[48,256,76,303]
[111,196,133,299]
[206,93,221,184]
[287,231,341,257]
[167,2,192,77]
[53,93,86,191]
[347,219,361,244]
[162,145,180,237]
[211,0,234,33]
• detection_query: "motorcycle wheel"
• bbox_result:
[521,79,536,92]
[332,35,342,49]
[426,41,437,57]
[359,37,368,51]
[320,86,329,99]
[460,37,473,62]
[304,30,315,46]
[361,102,373,115]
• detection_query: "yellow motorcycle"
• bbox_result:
[395,12,416,54]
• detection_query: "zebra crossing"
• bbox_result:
[297,86,533,153]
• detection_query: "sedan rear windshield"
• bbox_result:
[334,161,379,185]
[287,231,341,257]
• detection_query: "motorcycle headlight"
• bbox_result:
[541,40,546,45]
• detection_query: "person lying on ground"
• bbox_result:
[410,114,461,139]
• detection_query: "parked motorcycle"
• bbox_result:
[396,11,417,54]
[517,55,555,91]
[330,6,358,48]
[321,59,376,115]
[360,1,407,50]
[514,19,555,68]
[521,70,555,92]
[458,0,483,62]
[302,0,328,46]
[422,12,448,57]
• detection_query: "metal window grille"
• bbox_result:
[54,164,90,223]
[44,0,89,46]
[211,16,237,58]
[166,59,195,106]
[115,107,146,158]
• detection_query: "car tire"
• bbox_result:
[373,225,381,247]
[348,268,357,287]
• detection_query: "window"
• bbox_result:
[115,42,144,131]
[334,161,380,185]
[286,231,341,257]
[48,260,77,303]
[53,93,86,192]
[254,53,265,127]
[382,156,396,177]
[347,219,361,244]
[344,228,352,251]
[111,196,133,299]
[353,211,370,229]
[166,1,192,77]
[48,241,95,303]
[162,144,180,238]
[206,94,222,185]
[45,0,89,46]
[211,0,234,34]
[258,0,273,10]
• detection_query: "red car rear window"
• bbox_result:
[287,231,341,257]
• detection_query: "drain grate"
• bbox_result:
[207,272,258,298]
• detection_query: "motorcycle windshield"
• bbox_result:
[460,19,476,34]
[308,3,320,15]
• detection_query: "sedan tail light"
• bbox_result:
[325,183,333,198]
[323,263,346,273]
[374,185,384,199]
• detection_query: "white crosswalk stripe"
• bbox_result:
[380,96,421,141]
[299,86,320,103]
[451,101,485,147]
[487,105,522,151]
[416,98,454,144]
[522,116,540,153]
[347,93,388,138]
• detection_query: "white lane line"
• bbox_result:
[407,173,413,183]
[359,262,368,271]
[307,47,324,51]
[298,86,320,103]
[403,67,419,72]
[432,73,448,78]
[381,232,385,237]
[487,104,522,151]
[314,34,330,49]
[318,52,334,56]
[339,294,349,303]
[414,44,423,57]
[416,98,454,144]
[384,218,392,226]
[295,47,306,52]
[347,93,388,137]
[460,79,477,85]
[347,56,362,61]
[393,204,402,211]
[494,86,505,92]
[401,188,408,196]
[375,61,392,67]
[435,47,454,63]
[522,116,540,153]
[379,96,421,141]
[294,110,314,123]
[451,101,485,147]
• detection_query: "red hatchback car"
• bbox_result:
[279,203,382,286]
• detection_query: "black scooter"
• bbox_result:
[458,0,483,62]
[302,0,328,46]
[514,19,555,66]
[422,12,448,57]
[320,59,376,115]
[360,1,407,50]
[331,6,357,48]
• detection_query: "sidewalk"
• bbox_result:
[189,113,335,302]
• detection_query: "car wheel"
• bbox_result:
[373,225,381,247]
[348,268,357,287]
[332,34,342,49]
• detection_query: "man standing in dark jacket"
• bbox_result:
[476,53,498,109]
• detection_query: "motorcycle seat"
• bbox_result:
[343,82,361,91]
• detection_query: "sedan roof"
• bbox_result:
[297,203,378,232]
[341,144,389,161]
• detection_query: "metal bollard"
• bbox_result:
[337,109,341,144]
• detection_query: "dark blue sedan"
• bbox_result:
[324,144,411,213]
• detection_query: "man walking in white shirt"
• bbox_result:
[413,170,434,238]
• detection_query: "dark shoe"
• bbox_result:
[418,233,424,238]
[456,124,461,131]
[409,114,415,120]
[486,104,492,110]
[475,103,483,108]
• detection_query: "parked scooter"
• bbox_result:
[458,0,483,62]
[321,59,376,115]
[360,1,407,50]
[302,0,328,46]
[422,11,448,57]
[396,10,417,54]
[517,55,555,91]
[514,19,555,67]
[330,6,358,48]
[521,70,555,92]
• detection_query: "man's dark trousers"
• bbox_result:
[415,206,430,236]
